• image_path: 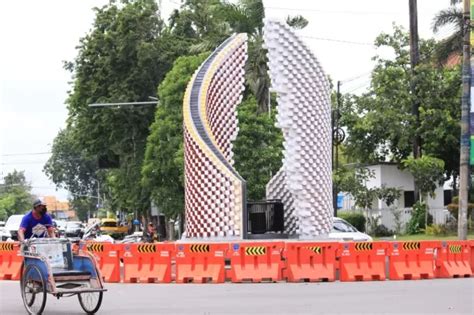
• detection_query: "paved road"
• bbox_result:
[1,279,473,314]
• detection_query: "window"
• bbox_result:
[443,190,453,206]
[333,220,357,232]
[404,191,415,207]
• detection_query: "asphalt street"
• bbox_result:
[1,279,473,315]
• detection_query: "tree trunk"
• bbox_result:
[458,0,470,240]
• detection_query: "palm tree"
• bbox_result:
[432,1,463,65]
[179,0,308,113]
[220,0,308,113]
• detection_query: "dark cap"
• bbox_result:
[33,198,46,208]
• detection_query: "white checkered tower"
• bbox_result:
[264,20,333,238]
[183,34,248,239]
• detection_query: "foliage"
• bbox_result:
[43,128,99,219]
[0,170,34,220]
[286,15,308,29]
[402,156,445,200]
[390,207,404,235]
[337,212,366,232]
[55,0,193,216]
[425,224,448,236]
[334,167,401,210]
[142,53,208,218]
[233,96,283,200]
[340,25,461,180]
[446,196,474,219]
[372,224,393,237]
[406,201,433,234]
[432,4,463,64]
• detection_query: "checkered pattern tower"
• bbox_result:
[183,34,248,239]
[264,20,333,238]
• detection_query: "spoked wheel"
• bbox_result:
[21,264,47,315]
[78,291,103,314]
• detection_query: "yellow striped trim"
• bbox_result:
[449,245,462,254]
[0,243,14,251]
[402,242,421,250]
[190,244,210,253]
[245,246,266,256]
[137,244,156,253]
[86,243,104,252]
[355,242,373,251]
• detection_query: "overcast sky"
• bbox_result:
[0,0,454,201]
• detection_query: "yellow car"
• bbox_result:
[100,218,128,236]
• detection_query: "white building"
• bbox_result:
[339,163,453,231]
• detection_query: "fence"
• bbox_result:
[338,207,454,233]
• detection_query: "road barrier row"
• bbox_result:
[1,240,473,283]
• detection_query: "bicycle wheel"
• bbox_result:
[21,264,47,315]
[78,291,103,314]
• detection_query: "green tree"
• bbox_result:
[403,155,445,227]
[0,170,34,219]
[43,129,99,220]
[58,0,192,217]
[233,96,283,200]
[334,166,401,232]
[432,0,462,64]
[142,53,209,219]
[220,0,307,112]
[340,25,461,181]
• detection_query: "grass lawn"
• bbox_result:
[375,233,474,241]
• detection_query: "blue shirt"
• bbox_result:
[20,211,53,239]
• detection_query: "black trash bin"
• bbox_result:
[247,200,284,235]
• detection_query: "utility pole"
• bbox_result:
[458,0,471,240]
[409,0,421,204]
[409,0,420,158]
[333,81,344,217]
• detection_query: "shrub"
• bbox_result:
[372,224,393,237]
[424,224,447,236]
[406,202,433,234]
[338,212,366,232]
[446,196,474,219]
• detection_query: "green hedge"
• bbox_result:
[337,212,366,232]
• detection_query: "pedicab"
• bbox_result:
[20,238,106,315]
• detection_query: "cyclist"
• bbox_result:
[18,199,56,241]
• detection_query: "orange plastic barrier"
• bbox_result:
[175,243,228,283]
[470,240,474,275]
[283,242,337,282]
[122,243,173,283]
[435,241,471,278]
[229,242,284,283]
[339,242,387,281]
[388,241,437,280]
[0,242,22,280]
[80,242,121,282]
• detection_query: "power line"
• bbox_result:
[300,35,374,46]
[265,6,403,15]
[1,152,51,157]
[1,161,48,165]
[342,79,372,94]
[340,71,372,84]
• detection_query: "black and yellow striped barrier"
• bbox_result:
[0,243,15,251]
[138,244,156,253]
[245,246,266,256]
[402,242,421,250]
[305,246,322,254]
[190,244,210,253]
[87,243,104,252]
[355,242,373,251]
[449,245,462,254]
